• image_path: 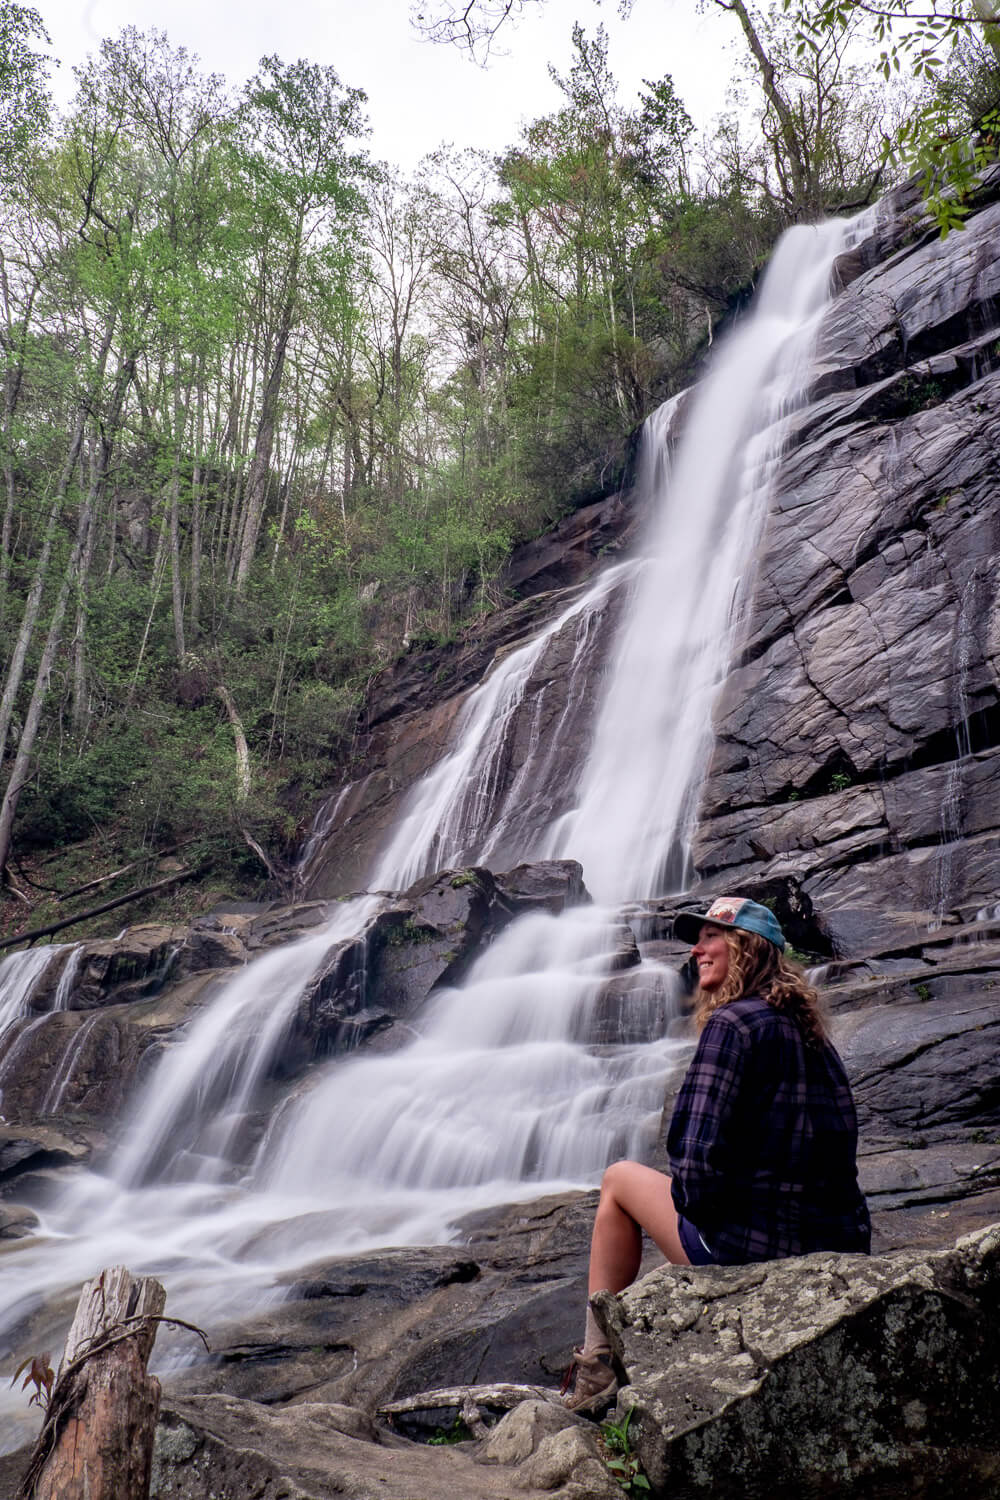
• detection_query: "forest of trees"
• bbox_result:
[0,0,996,936]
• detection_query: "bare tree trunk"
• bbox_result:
[714,0,813,216]
[167,461,186,663]
[0,267,39,619]
[71,356,133,734]
[167,359,193,664]
[215,682,251,802]
[0,485,98,878]
[19,1267,165,1500]
[0,317,114,772]
[0,413,87,777]
[70,438,102,733]
[234,236,302,595]
[127,519,169,707]
[189,373,205,639]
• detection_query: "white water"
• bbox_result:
[0,216,855,1444]
[0,946,64,1044]
[546,221,851,900]
[932,566,982,927]
[371,561,630,890]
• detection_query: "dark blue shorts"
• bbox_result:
[678,1214,718,1266]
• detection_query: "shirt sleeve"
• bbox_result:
[667,1010,751,1232]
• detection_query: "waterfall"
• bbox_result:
[0,216,858,1431]
[546,221,851,900]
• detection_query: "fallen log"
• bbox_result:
[0,861,210,953]
[18,1266,166,1500]
[378,1380,559,1438]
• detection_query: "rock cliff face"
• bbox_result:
[695,178,1000,958]
[1,171,1000,1497]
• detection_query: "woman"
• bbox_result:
[563,895,870,1414]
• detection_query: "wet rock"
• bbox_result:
[161,1196,596,1417]
[492,862,591,915]
[0,972,221,1126]
[0,1200,39,1238]
[245,901,335,951]
[27,926,185,1012]
[837,993,1000,1142]
[594,1223,1000,1500]
[588,966,681,1047]
[0,1124,96,1187]
[179,925,248,972]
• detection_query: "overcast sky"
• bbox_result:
[35,0,737,169]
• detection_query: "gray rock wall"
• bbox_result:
[694,173,1000,956]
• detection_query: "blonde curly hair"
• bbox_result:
[695,927,827,1047]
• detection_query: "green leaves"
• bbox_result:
[600,1406,651,1494]
[0,0,51,178]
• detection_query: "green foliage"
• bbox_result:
[0,0,50,175]
[600,1406,650,1494]
[2,8,895,912]
[793,0,1000,232]
[426,1415,472,1445]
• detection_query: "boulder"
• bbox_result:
[594,1223,1000,1500]
[150,1392,563,1500]
[27,926,185,1012]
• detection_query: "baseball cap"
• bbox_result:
[673,896,786,951]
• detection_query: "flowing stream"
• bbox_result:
[0,216,856,1442]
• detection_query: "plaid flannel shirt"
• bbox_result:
[667,995,871,1264]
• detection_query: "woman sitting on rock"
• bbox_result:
[563,895,871,1415]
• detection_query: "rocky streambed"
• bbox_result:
[2,860,1000,1495]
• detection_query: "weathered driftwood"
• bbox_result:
[19,1266,166,1500]
[378,1380,558,1437]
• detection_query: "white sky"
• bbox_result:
[35,0,738,169]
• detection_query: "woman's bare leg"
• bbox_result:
[588,1160,689,1297]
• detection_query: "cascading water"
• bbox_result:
[0,944,72,1115]
[0,214,860,1446]
[546,220,852,900]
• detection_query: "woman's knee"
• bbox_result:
[599,1159,639,1202]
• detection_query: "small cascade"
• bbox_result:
[0,945,65,1043]
[50,944,83,1012]
[40,1012,104,1116]
[259,909,681,1206]
[0,946,69,1117]
[294,781,356,895]
[369,562,630,891]
[112,894,381,1189]
[932,567,984,927]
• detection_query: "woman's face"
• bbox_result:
[692,923,730,992]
